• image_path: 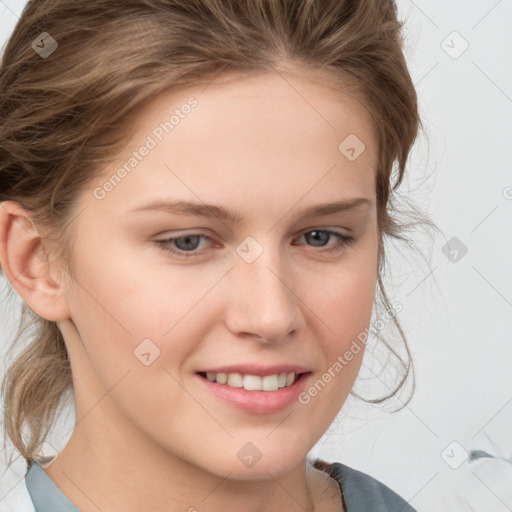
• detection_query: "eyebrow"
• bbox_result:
[128,197,372,223]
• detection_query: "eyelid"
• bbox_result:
[154,227,355,259]
[154,225,352,239]
[153,226,350,244]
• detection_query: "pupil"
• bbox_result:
[175,235,200,251]
[306,230,328,246]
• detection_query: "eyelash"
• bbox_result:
[154,229,355,259]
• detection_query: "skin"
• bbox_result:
[0,65,379,512]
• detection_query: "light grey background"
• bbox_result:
[1,1,511,511]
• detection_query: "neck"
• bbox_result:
[43,403,323,512]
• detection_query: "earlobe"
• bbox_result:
[0,200,72,321]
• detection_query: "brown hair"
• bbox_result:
[0,0,438,467]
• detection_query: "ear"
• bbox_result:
[0,200,72,321]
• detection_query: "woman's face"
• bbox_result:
[56,68,378,479]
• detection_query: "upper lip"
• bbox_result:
[195,364,311,377]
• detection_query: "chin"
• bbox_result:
[201,446,305,481]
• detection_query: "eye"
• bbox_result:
[154,229,355,259]
[155,233,214,258]
[294,229,355,254]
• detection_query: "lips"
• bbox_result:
[195,364,311,392]
[195,369,312,414]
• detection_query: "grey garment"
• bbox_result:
[314,459,417,512]
[25,462,81,512]
[25,459,417,512]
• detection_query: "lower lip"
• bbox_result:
[195,372,311,415]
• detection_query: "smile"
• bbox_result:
[197,371,302,391]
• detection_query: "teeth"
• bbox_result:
[227,373,243,388]
[261,374,279,391]
[204,371,299,391]
[244,374,263,391]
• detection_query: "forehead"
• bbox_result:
[130,70,375,166]
[134,67,374,139]
[84,68,377,220]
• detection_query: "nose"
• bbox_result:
[224,243,301,344]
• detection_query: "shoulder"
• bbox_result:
[313,458,417,512]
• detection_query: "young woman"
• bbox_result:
[0,1,435,510]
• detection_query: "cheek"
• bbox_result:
[65,263,199,434]
[70,237,199,337]
[65,245,216,391]
[316,281,375,383]
[307,246,378,385]
[314,254,377,338]
[295,264,376,429]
